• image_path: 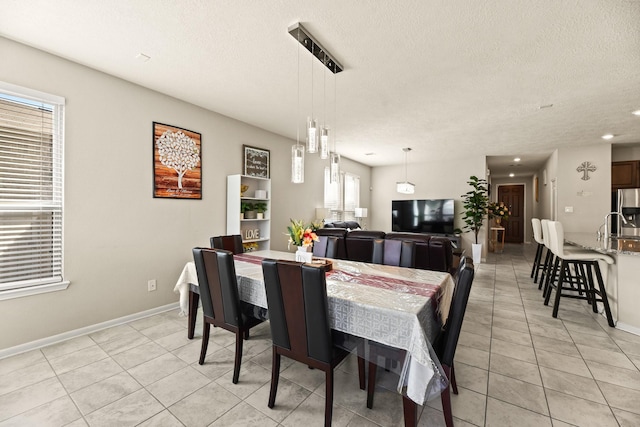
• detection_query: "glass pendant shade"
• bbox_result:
[291,145,305,183]
[307,117,317,153]
[396,181,415,194]
[330,152,340,183]
[320,127,329,159]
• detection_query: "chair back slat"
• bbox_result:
[313,235,330,257]
[325,236,339,259]
[261,259,290,349]
[262,259,333,363]
[372,239,415,268]
[428,237,453,272]
[210,235,243,254]
[192,248,241,327]
[439,257,474,366]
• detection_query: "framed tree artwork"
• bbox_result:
[153,122,202,199]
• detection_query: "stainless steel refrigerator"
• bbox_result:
[617,188,640,237]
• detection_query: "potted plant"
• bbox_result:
[241,202,256,219]
[286,218,319,262]
[254,202,268,219]
[461,175,489,264]
[488,201,510,226]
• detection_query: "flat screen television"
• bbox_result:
[392,199,455,234]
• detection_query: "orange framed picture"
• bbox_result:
[153,122,202,199]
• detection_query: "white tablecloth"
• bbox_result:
[173,250,454,404]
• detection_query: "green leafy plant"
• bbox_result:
[254,202,268,213]
[461,175,489,244]
[241,202,254,213]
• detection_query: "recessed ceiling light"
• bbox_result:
[509,173,515,177]
[633,110,640,116]
[602,134,614,140]
[514,157,521,162]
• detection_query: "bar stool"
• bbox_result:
[530,218,546,284]
[540,220,581,296]
[543,221,615,327]
[539,220,556,293]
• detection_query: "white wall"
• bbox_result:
[370,156,487,255]
[612,143,640,161]
[0,37,370,349]
[556,143,611,232]
[536,150,559,221]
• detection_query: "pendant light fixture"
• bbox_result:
[288,23,343,182]
[396,147,415,194]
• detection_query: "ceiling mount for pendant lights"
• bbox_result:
[288,23,343,74]
[397,147,415,194]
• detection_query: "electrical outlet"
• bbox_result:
[147,279,157,292]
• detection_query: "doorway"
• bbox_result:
[497,184,525,243]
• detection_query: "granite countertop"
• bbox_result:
[564,232,640,256]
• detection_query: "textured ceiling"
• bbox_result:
[2,0,639,177]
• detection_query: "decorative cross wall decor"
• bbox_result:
[577,161,597,180]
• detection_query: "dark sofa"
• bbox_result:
[323,221,361,230]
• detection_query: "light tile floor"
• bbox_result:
[2,244,640,426]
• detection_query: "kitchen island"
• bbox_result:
[565,232,640,336]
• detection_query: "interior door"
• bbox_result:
[498,185,525,243]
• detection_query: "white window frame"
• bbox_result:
[324,167,360,222]
[0,81,68,300]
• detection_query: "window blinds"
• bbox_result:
[0,87,65,291]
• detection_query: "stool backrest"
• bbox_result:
[531,218,543,245]
[547,221,566,258]
[541,219,551,249]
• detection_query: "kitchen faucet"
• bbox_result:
[600,212,628,240]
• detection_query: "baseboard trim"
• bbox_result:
[615,322,640,337]
[0,302,180,360]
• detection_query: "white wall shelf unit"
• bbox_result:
[227,174,271,251]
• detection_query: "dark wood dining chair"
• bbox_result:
[371,239,415,267]
[366,258,475,427]
[192,247,264,383]
[261,259,366,427]
[210,234,244,254]
[312,235,339,258]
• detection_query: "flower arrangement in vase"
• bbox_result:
[286,219,318,262]
[488,202,510,226]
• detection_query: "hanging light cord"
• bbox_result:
[405,149,408,181]
[310,40,314,121]
[296,28,300,147]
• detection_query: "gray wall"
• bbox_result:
[0,37,370,349]
[370,156,487,254]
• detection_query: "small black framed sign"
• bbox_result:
[243,145,270,178]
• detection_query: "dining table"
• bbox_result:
[173,249,455,426]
